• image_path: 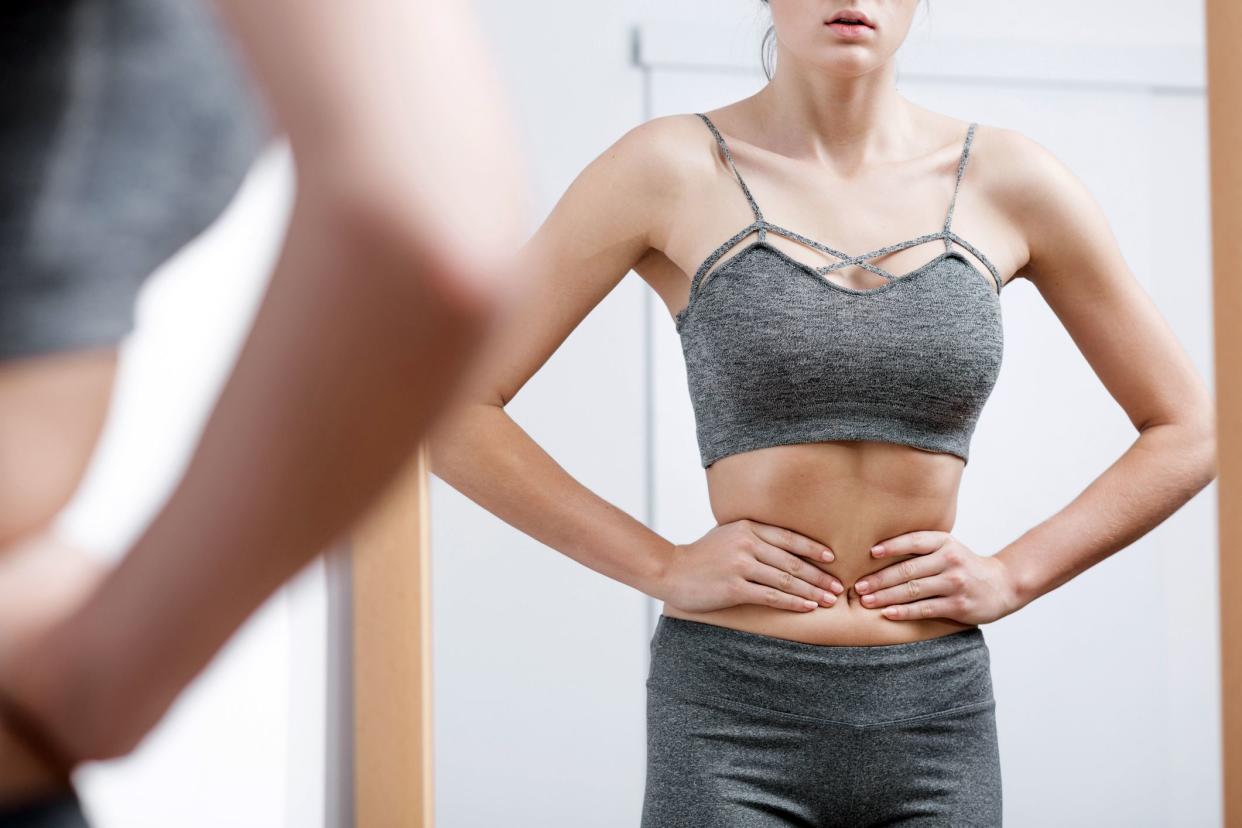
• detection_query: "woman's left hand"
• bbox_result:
[852,531,1021,625]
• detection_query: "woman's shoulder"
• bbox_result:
[965,118,1026,164]
[615,112,717,149]
[965,120,1116,289]
[966,120,1080,212]
[599,113,722,182]
[563,113,725,229]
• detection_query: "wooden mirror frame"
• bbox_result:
[1208,1,1241,823]
[350,445,434,826]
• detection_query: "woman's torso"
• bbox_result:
[633,105,1018,646]
[665,441,976,645]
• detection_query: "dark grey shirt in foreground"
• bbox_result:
[0,0,268,359]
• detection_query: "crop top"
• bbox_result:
[675,113,1005,468]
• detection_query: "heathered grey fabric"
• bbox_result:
[677,114,1004,468]
[0,0,268,359]
[642,616,1003,827]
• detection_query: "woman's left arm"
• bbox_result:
[856,126,1218,624]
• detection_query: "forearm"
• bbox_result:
[0,0,528,766]
[9,192,499,762]
[995,421,1217,611]
[428,403,674,600]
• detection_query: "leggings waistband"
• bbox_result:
[646,615,994,728]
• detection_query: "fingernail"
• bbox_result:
[862,595,875,606]
[831,581,844,594]
[822,548,834,561]
[871,544,884,556]
[856,580,869,593]
[803,600,817,609]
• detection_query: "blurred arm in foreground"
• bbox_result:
[0,0,529,801]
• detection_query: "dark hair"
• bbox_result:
[759,1,931,81]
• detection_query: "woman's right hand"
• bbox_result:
[656,520,845,614]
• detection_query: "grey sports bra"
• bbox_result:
[676,113,1005,469]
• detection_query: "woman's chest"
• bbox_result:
[678,246,1004,421]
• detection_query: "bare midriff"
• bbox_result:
[660,439,978,646]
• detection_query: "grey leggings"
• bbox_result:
[642,616,1002,827]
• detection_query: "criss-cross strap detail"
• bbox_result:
[945,230,1003,294]
[690,115,1002,299]
[811,231,947,276]
[692,221,765,289]
[809,121,980,280]
[697,113,767,241]
[765,222,894,281]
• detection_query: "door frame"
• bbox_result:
[1206,2,1242,824]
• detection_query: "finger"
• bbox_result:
[750,522,835,564]
[879,596,961,622]
[751,542,844,597]
[746,559,836,607]
[736,580,821,612]
[854,554,944,596]
[858,573,956,609]
[870,530,950,559]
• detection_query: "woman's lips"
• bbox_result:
[826,21,875,39]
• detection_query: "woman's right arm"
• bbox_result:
[428,116,845,614]
[0,0,527,776]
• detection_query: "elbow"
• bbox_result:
[1139,405,1218,492]
[299,161,519,327]
[341,193,507,323]
[1196,428,1219,489]
[1179,414,1218,491]
[425,399,503,484]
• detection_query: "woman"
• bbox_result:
[0,0,523,823]
[428,1,1217,825]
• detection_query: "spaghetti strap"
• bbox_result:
[696,113,767,241]
[942,122,977,249]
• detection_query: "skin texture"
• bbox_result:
[429,0,1217,648]
[0,351,119,800]
[0,348,117,550]
[0,0,528,803]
